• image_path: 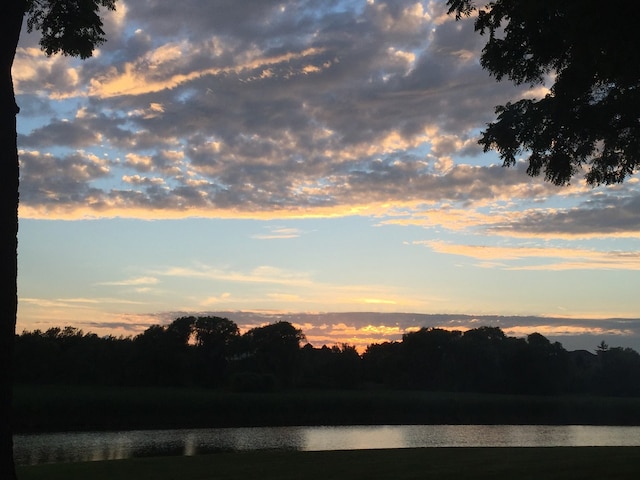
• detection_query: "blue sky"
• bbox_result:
[13,1,640,351]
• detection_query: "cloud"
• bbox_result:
[16,0,547,222]
[13,0,640,296]
[13,47,82,97]
[488,195,640,238]
[154,264,314,287]
[362,298,398,305]
[252,226,303,239]
[418,240,640,271]
[98,276,160,286]
[88,42,328,98]
[20,296,146,309]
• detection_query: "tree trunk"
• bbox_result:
[1,2,26,479]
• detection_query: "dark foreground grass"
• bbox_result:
[17,447,640,480]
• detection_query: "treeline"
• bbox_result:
[13,317,640,396]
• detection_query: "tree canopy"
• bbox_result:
[26,0,116,58]
[13,320,640,397]
[446,0,640,185]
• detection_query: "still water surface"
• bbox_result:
[15,425,640,465]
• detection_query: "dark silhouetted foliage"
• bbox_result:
[14,321,640,397]
[194,316,240,387]
[447,0,640,185]
[300,344,362,389]
[237,322,305,388]
[596,346,640,396]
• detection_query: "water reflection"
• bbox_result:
[401,425,570,448]
[303,426,407,451]
[15,425,640,466]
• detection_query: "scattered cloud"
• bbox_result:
[98,276,160,286]
[418,240,640,271]
[14,1,640,241]
[252,226,303,240]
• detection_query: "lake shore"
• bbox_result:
[13,385,640,433]
[16,446,640,480]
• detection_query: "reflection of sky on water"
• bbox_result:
[303,426,406,451]
[567,425,640,446]
[15,425,640,465]
[401,425,640,447]
[401,425,574,448]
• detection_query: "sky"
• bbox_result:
[13,0,640,353]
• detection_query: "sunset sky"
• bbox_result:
[13,0,640,352]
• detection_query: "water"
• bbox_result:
[15,425,640,466]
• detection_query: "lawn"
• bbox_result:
[17,447,640,480]
[14,385,640,432]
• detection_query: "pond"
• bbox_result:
[15,424,640,465]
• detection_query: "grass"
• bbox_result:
[13,384,640,432]
[16,447,640,480]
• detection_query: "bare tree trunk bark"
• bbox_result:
[1,2,25,479]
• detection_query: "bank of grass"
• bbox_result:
[13,385,640,432]
[15,384,640,432]
[17,447,640,480]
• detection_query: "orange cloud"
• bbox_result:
[89,46,327,98]
[419,240,640,271]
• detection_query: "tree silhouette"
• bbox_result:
[401,328,461,390]
[447,0,640,185]
[596,345,640,396]
[14,327,134,385]
[300,344,362,389]
[362,341,404,387]
[1,2,117,478]
[12,322,640,397]
[241,322,305,387]
[518,333,568,394]
[133,324,190,386]
[457,326,508,392]
[194,316,239,386]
